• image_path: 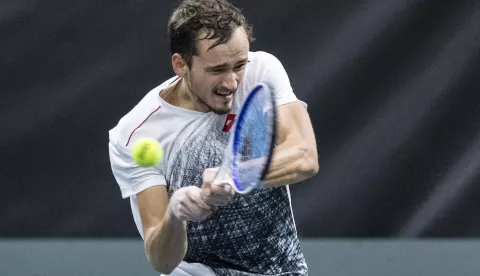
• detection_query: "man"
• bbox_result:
[108,0,318,275]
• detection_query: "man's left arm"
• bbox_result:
[263,101,319,187]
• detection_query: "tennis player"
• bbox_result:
[108,0,318,275]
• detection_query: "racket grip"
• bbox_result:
[212,166,234,187]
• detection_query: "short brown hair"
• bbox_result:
[168,0,254,67]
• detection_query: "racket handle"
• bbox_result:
[212,166,234,187]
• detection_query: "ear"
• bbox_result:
[172,53,188,77]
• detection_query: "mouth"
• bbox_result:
[214,90,234,98]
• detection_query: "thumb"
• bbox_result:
[202,167,219,188]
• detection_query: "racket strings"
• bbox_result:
[233,88,275,192]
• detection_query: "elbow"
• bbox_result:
[147,252,181,274]
[299,146,319,178]
[303,159,319,178]
[151,263,177,275]
[144,239,184,274]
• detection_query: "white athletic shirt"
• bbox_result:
[108,51,308,275]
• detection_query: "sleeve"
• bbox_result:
[108,139,167,199]
[256,51,307,108]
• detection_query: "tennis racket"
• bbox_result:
[213,82,277,194]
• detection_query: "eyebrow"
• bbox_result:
[205,59,249,71]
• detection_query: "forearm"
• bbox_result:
[144,210,188,274]
[263,142,318,188]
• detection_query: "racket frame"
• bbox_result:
[213,82,277,194]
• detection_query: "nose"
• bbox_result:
[221,72,238,92]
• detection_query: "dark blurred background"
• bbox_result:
[1,0,480,239]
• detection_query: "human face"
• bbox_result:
[184,27,250,114]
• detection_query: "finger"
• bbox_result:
[200,186,212,199]
[223,184,235,196]
[200,184,227,203]
[203,194,233,206]
[202,167,219,188]
[194,195,214,211]
[209,183,235,196]
[180,202,200,221]
[204,199,229,207]
[188,189,214,211]
[183,192,210,219]
[171,203,195,222]
[181,201,211,221]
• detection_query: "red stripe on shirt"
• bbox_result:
[125,106,161,147]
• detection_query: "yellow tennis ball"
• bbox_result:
[132,138,163,167]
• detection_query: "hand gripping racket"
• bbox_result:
[213,82,278,194]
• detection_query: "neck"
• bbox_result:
[176,78,211,113]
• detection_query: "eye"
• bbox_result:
[209,68,226,74]
[234,64,246,71]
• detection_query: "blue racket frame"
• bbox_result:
[231,83,277,193]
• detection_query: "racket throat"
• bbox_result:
[213,164,234,187]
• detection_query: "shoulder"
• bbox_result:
[246,51,289,84]
[109,77,178,147]
[248,51,284,69]
[243,51,291,91]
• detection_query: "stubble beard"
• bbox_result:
[186,78,233,115]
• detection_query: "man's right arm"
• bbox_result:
[137,185,187,274]
[136,169,236,274]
